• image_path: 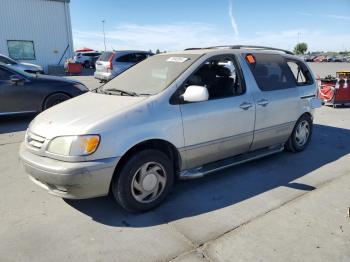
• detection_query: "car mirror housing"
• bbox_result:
[182,85,209,103]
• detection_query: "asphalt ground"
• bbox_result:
[0,63,349,262]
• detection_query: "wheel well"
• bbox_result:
[113,139,182,179]
[42,92,72,111]
[300,112,313,122]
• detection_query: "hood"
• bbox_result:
[29,92,147,139]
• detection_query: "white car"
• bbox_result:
[73,51,101,68]
[94,50,153,82]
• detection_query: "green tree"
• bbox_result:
[156,49,160,54]
[294,42,308,55]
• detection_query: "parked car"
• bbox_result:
[94,50,153,82]
[313,55,327,62]
[20,46,320,212]
[304,55,316,62]
[0,63,88,115]
[333,56,345,62]
[0,54,44,74]
[74,51,101,68]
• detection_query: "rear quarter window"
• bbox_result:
[116,54,136,63]
[247,53,296,91]
[287,60,314,85]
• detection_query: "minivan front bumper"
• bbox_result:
[19,143,119,199]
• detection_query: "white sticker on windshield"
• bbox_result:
[167,57,189,63]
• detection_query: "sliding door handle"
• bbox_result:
[239,102,253,110]
[257,99,269,107]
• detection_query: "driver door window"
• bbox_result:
[184,56,245,100]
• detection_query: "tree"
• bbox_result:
[294,43,308,55]
[155,49,160,54]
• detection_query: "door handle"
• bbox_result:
[239,102,253,110]
[257,99,269,107]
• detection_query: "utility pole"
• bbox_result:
[297,32,301,44]
[102,20,106,52]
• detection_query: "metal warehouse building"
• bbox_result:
[0,0,74,72]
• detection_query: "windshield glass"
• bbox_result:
[101,54,201,95]
[5,65,33,78]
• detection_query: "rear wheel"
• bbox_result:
[285,114,313,152]
[43,93,71,110]
[83,61,90,68]
[111,149,174,212]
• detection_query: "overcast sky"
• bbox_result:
[70,0,350,52]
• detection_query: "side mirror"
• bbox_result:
[10,75,25,85]
[182,85,209,102]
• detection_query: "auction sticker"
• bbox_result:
[166,57,189,63]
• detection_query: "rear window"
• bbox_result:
[84,53,100,57]
[247,53,296,91]
[98,52,113,61]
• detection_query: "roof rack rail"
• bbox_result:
[185,45,294,55]
[184,47,205,51]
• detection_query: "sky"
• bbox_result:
[70,0,350,52]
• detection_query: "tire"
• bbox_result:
[83,61,90,68]
[285,114,313,152]
[43,93,71,110]
[111,149,174,212]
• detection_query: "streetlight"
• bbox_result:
[102,20,106,52]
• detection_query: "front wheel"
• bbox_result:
[111,149,174,212]
[43,93,71,110]
[285,114,313,152]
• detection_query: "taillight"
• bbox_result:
[107,53,115,70]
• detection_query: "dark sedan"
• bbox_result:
[0,64,88,116]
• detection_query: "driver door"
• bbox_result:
[179,55,255,169]
[0,67,35,114]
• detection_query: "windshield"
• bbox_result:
[6,65,33,78]
[101,54,201,95]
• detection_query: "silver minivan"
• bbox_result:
[20,46,321,212]
[94,50,153,82]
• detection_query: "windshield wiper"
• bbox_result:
[103,88,139,96]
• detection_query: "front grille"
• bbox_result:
[26,132,46,149]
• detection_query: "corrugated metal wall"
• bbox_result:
[0,0,74,71]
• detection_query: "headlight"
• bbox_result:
[47,135,100,156]
[74,83,88,91]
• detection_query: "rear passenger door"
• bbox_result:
[248,53,300,150]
